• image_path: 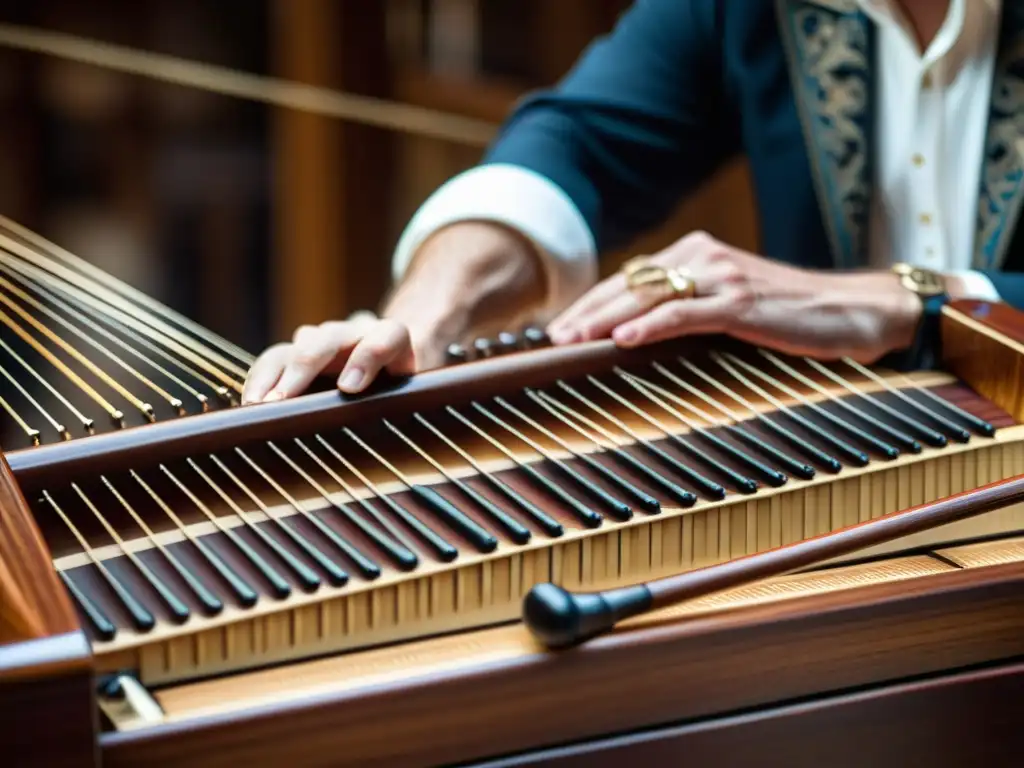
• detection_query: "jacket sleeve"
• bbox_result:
[483,0,735,253]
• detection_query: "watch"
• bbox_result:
[889,262,949,370]
[891,262,947,298]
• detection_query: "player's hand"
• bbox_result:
[547,231,923,363]
[242,314,416,403]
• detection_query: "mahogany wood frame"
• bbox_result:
[3,297,1024,766]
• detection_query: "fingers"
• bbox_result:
[336,320,415,393]
[346,310,379,331]
[272,321,365,398]
[552,261,735,344]
[241,343,291,404]
[552,283,645,343]
[241,318,416,404]
[548,272,629,343]
[547,236,708,342]
[611,293,737,347]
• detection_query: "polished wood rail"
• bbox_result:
[6,334,703,493]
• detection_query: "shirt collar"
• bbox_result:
[857,0,967,64]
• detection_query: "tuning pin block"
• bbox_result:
[446,326,552,367]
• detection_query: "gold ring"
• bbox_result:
[623,255,652,278]
[664,267,696,298]
[623,258,696,303]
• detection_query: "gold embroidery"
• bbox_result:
[975,30,1024,271]
[777,0,872,269]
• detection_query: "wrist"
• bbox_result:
[823,270,922,349]
[382,286,469,371]
[884,263,954,368]
[387,220,547,327]
[884,271,925,349]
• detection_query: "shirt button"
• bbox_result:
[919,212,932,225]
[912,154,925,167]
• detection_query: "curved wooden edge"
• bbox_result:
[0,452,96,764]
[942,300,1024,421]
[5,334,711,493]
[98,557,1024,768]
[945,299,1024,344]
[0,450,78,643]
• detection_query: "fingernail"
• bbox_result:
[338,367,365,392]
[550,328,579,345]
[613,327,638,344]
[262,389,284,402]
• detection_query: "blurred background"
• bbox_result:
[0,0,757,355]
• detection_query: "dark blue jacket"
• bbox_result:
[485,0,1024,308]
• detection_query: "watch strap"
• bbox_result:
[883,290,948,371]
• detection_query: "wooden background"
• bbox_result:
[0,0,758,352]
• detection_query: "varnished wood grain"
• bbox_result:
[948,298,1024,344]
[0,450,77,643]
[943,300,1024,422]
[474,661,1024,767]
[0,448,96,766]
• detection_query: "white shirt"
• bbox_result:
[392,0,1002,315]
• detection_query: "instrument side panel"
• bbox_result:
[470,660,1024,768]
[0,451,98,766]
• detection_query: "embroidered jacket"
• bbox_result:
[484,0,1024,308]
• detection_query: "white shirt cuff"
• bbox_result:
[949,270,1001,302]
[391,163,598,317]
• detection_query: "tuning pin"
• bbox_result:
[446,343,469,365]
[497,331,518,353]
[521,326,549,348]
[473,337,495,358]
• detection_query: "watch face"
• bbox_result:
[896,265,945,296]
